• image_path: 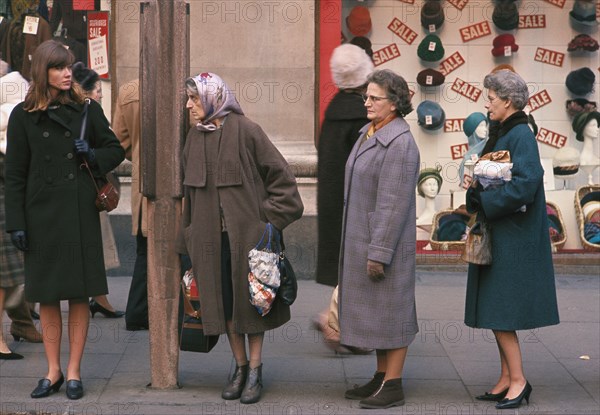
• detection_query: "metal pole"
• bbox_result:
[139,0,189,389]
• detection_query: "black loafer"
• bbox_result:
[66,379,84,400]
[31,374,64,398]
[126,323,149,331]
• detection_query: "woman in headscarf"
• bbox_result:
[176,72,303,404]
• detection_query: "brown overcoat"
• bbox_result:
[177,113,304,335]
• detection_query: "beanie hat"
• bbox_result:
[552,146,580,176]
[566,67,596,96]
[346,6,372,36]
[350,36,374,59]
[417,100,446,131]
[421,1,445,32]
[330,44,374,89]
[463,112,487,137]
[491,34,519,57]
[566,98,597,117]
[570,0,598,26]
[572,111,600,141]
[417,34,445,62]
[72,62,99,93]
[568,34,600,52]
[491,63,516,73]
[416,68,445,87]
[417,166,443,197]
[492,1,519,31]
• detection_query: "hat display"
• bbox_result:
[346,6,372,36]
[572,111,600,141]
[492,1,519,31]
[580,190,600,207]
[552,146,580,176]
[417,100,446,131]
[566,98,598,118]
[417,166,443,197]
[491,63,516,73]
[416,68,445,87]
[570,0,598,26]
[437,219,467,242]
[463,112,487,138]
[421,1,445,32]
[349,36,373,59]
[330,44,374,89]
[568,34,600,52]
[72,62,99,93]
[492,34,519,57]
[417,34,445,62]
[566,68,596,96]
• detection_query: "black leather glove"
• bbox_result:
[74,139,96,164]
[10,230,28,251]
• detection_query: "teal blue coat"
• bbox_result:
[465,123,559,330]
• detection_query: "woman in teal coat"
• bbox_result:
[465,70,559,410]
[5,40,124,400]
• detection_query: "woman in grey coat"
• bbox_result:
[5,40,125,400]
[466,70,559,410]
[339,69,420,409]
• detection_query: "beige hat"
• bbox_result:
[330,44,374,89]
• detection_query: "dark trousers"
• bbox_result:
[6,299,37,333]
[125,230,148,326]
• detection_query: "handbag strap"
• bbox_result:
[78,99,101,193]
[254,223,275,251]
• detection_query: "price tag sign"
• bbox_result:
[425,115,433,125]
[429,41,436,52]
[23,16,40,35]
[426,75,433,85]
[429,24,436,33]
[504,46,512,56]
[89,36,108,75]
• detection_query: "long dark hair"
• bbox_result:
[23,40,85,112]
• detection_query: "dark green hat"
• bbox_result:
[572,111,600,141]
[417,34,445,62]
[417,166,443,197]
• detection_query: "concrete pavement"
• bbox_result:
[1,271,599,415]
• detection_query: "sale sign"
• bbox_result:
[87,11,110,78]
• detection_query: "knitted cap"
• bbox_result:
[463,112,487,137]
[566,67,596,96]
[346,6,372,36]
[349,36,373,59]
[567,34,599,52]
[421,1,445,32]
[572,111,600,141]
[330,44,374,89]
[417,100,446,131]
[492,1,519,31]
[416,68,445,87]
[491,34,518,57]
[417,34,445,62]
[72,62,99,92]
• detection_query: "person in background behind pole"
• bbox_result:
[339,69,420,409]
[466,69,559,410]
[4,40,125,400]
[314,43,373,354]
[71,61,125,319]
[176,72,303,404]
[112,78,149,331]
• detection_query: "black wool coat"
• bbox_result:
[316,91,369,287]
[4,100,125,303]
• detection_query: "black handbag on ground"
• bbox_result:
[274,231,298,306]
[178,270,219,353]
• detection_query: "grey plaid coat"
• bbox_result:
[338,118,420,350]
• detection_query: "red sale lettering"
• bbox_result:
[534,48,564,67]
[373,44,401,67]
[451,78,482,102]
[439,51,465,76]
[387,18,418,45]
[536,128,567,149]
[528,90,552,112]
[459,21,491,42]
[444,118,465,133]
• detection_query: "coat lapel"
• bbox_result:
[215,114,242,187]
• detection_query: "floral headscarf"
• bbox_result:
[189,72,244,131]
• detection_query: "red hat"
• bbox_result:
[492,34,519,57]
[346,6,372,36]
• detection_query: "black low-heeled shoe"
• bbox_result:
[66,379,84,400]
[496,382,532,409]
[475,387,509,401]
[89,299,125,318]
[30,374,64,398]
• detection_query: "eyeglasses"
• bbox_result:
[486,94,502,103]
[362,94,389,103]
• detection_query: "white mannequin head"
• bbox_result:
[474,120,488,140]
[583,118,599,141]
[420,177,439,199]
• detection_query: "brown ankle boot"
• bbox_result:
[359,378,405,409]
[344,371,385,400]
[221,364,248,400]
[240,364,262,404]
